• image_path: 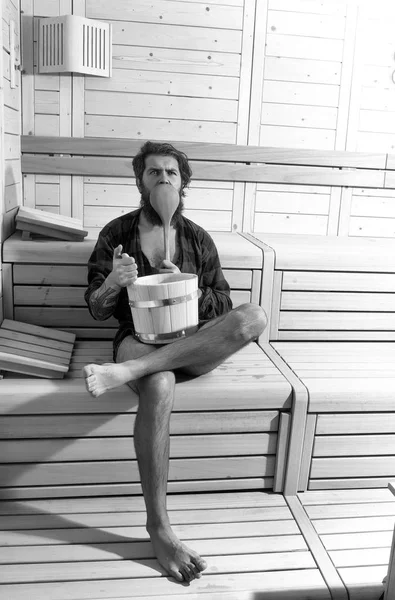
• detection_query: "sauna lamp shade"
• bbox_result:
[38,15,112,77]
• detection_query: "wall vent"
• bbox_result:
[38,15,112,77]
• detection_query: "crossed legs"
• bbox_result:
[83,303,267,582]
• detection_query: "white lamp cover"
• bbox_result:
[38,15,112,77]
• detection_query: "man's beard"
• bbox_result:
[140,185,184,227]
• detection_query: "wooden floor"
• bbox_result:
[299,488,395,600]
[0,491,332,600]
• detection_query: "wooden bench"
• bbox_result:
[246,232,395,599]
[1,231,345,600]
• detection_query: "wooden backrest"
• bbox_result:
[249,233,395,342]
[2,231,263,339]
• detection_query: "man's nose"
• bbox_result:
[158,170,169,183]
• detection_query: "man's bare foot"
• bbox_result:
[149,524,207,583]
[83,363,135,397]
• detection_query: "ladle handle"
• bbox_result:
[164,223,170,262]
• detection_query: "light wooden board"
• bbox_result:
[20,136,388,168]
[0,569,331,600]
[21,155,387,188]
[3,231,263,269]
[0,433,278,461]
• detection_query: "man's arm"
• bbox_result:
[85,242,138,321]
[88,275,122,321]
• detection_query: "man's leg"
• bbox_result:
[84,303,267,396]
[113,337,206,583]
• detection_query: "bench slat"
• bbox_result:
[0,533,307,564]
[3,232,263,269]
[21,135,386,168]
[0,344,70,366]
[0,433,278,461]
[0,477,274,499]
[0,491,288,514]
[0,331,72,356]
[282,271,395,292]
[314,434,395,456]
[310,457,395,479]
[12,268,253,290]
[1,505,293,531]
[0,456,276,486]
[1,318,75,345]
[0,411,279,437]
[0,569,331,600]
[281,291,395,312]
[0,551,316,584]
[1,518,299,546]
[279,312,395,330]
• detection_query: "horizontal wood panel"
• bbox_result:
[21,136,388,168]
[277,331,395,341]
[251,233,395,272]
[14,307,119,328]
[21,156,386,188]
[0,570,329,600]
[13,285,251,307]
[310,456,395,479]
[85,114,237,144]
[85,91,238,122]
[0,477,275,499]
[110,45,241,77]
[13,266,252,289]
[279,312,395,330]
[0,534,307,563]
[85,68,240,101]
[316,414,395,435]
[282,271,395,292]
[0,456,275,486]
[0,433,278,462]
[110,21,241,54]
[313,435,395,457]
[281,291,395,311]
[0,552,316,584]
[0,491,289,514]
[0,505,296,532]
[88,0,244,30]
[0,411,279,438]
[0,519,300,546]
[4,232,263,269]
[13,265,88,285]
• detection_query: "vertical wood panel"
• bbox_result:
[248,0,268,145]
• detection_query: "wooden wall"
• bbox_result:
[16,0,395,238]
[1,0,21,321]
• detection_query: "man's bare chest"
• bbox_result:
[139,227,178,269]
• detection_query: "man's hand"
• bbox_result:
[108,244,138,288]
[159,260,181,274]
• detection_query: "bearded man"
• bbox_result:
[83,141,267,583]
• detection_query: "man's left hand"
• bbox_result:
[159,260,181,274]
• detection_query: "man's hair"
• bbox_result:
[132,141,192,195]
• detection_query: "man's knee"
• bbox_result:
[137,371,176,406]
[232,303,268,343]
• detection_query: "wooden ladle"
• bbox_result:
[149,184,180,262]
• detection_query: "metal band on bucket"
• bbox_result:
[135,325,199,344]
[129,289,200,309]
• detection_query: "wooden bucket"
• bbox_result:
[127,273,200,344]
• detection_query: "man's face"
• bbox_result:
[139,154,184,226]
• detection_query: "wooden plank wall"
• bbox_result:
[1,0,21,322]
[15,0,395,239]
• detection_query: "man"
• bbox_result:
[84,141,267,584]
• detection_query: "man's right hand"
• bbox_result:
[108,244,138,288]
